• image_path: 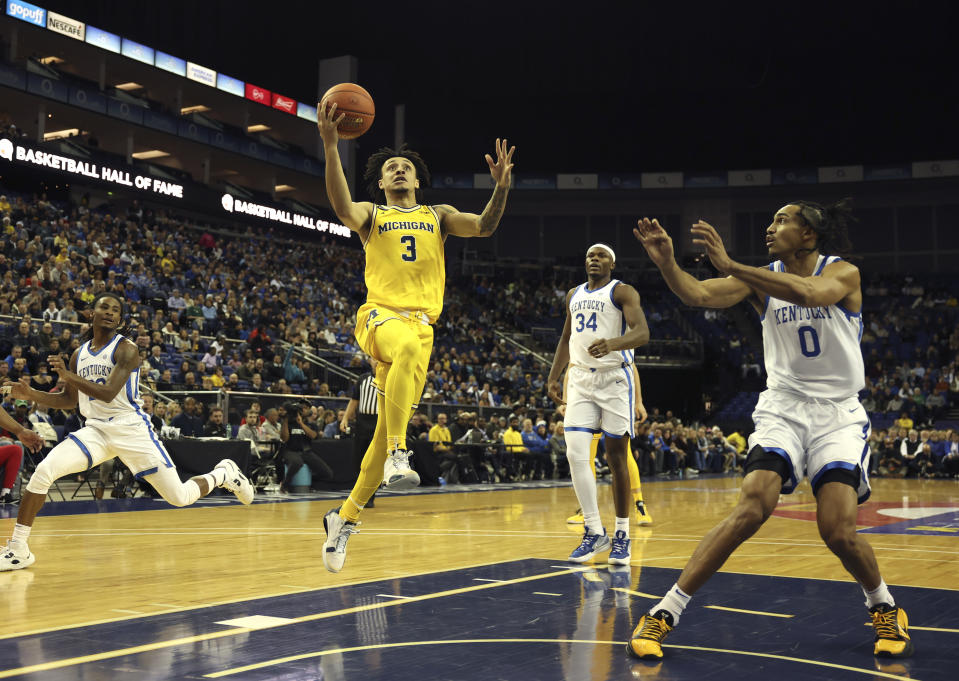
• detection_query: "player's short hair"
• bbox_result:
[364,144,431,204]
[791,197,856,256]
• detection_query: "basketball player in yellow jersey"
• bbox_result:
[317,99,515,572]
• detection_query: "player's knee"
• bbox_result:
[392,333,419,359]
[819,523,857,556]
[730,499,768,537]
[25,458,57,495]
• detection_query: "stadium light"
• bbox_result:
[39,56,64,65]
[247,124,270,132]
[114,82,143,91]
[131,150,170,159]
[180,105,210,114]
[274,184,296,193]
[42,128,80,140]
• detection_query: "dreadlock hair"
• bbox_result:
[82,292,128,342]
[363,144,431,205]
[791,197,857,258]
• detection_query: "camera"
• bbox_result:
[283,400,306,416]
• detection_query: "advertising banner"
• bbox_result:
[186,62,216,87]
[5,0,45,26]
[46,11,84,40]
[245,83,271,105]
[85,25,121,53]
[155,51,186,77]
[216,73,244,97]
[0,137,184,199]
[272,93,296,114]
[641,172,684,189]
[121,38,155,66]
[220,192,350,238]
[107,98,144,125]
[68,84,106,113]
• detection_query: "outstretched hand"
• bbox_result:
[316,99,346,147]
[485,138,515,187]
[691,220,735,274]
[634,218,675,268]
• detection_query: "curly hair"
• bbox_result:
[363,144,431,204]
[791,197,856,257]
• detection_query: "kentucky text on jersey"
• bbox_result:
[378,221,436,234]
[78,364,112,379]
[774,304,833,325]
[570,299,607,313]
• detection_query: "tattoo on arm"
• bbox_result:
[478,184,509,236]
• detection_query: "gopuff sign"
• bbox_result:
[6,0,46,26]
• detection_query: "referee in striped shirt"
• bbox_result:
[340,357,379,507]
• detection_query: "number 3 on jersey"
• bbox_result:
[400,235,417,262]
[574,312,598,333]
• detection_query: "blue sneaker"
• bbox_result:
[608,530,631,565]
[569,528,611,563]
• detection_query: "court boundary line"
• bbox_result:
[200,638,918,681]
[0,556,545,641]
[0,564,583,679]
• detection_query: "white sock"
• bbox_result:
[566,431,602,534]
[209,467,227,487]
[650,582,691,626]
[863,579,894,609]
[1,488,10,496]
[11,523,31,547]
[615,517,630,536]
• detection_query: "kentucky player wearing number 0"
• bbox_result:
[627,202,913,661]
[0,293,254,572]
[317,96,514,573]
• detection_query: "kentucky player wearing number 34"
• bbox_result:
[317,97,514,573]
[627,201,913,662]
[0,293,254,572]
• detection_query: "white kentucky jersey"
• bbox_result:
[568,279,634,370]
[761,255,865,400]
[75,334,144,420]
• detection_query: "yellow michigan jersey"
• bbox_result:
[364,204,445,323]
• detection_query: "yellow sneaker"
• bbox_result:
[626,610,673,660]
[566,508,584,524]
[635,500,653,526]
[870,604,914,658]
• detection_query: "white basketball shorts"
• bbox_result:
[564,363,635,439]
[748,388,871,503]
[67,413,176,478]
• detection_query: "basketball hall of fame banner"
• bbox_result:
[0,136,349,237]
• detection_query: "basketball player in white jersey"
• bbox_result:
[627,201,912,660]
[547,244,650,565]
[0,294,254,571]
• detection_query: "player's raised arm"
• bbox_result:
[318,100,373,232]
[691,219,861,308]
[546,288,575,406]
[437,138,514,238]
[49,340,140,403]
[634,217,752,309]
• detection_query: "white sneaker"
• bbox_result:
[0,540,35,571]
[322,507,359,573]
[382,449,420,490]
[216,459,255,505]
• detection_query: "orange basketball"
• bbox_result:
[320,83,375,140]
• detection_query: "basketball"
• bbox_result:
[320,83,375,140]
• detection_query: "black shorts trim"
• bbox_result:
[743,445,789,485]
[812,466,861,497]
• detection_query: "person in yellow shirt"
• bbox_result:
[894,412,913,431]
[318,99,515,573]
[428,413,452,454]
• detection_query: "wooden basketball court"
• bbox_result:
[0,474,956,679]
